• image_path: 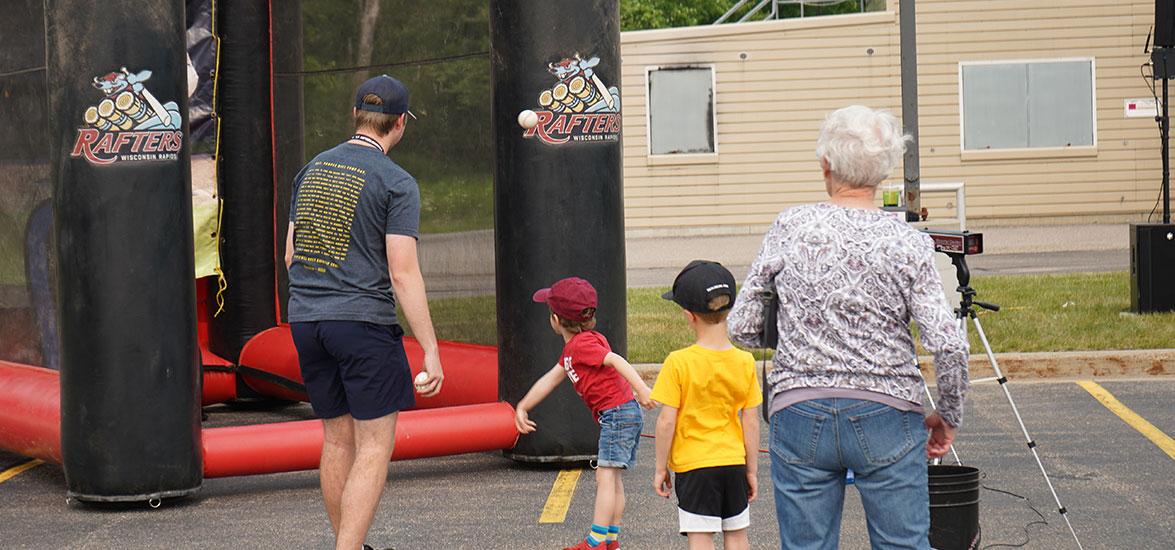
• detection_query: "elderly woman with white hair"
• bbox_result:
[728,105,969,549]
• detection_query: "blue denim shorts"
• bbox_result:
[596,400,643,469]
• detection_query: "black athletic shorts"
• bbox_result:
[291,321,415,420]
[674,464,751,533]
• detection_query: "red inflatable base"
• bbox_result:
[237,325,499,408]
[202,401,518,477]
[0,361,62,463]
[0,361,519,478]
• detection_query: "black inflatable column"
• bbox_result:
[491,0,627,462]
[46,0,201,501]
[272,0,304,322]
[211,0,278,362]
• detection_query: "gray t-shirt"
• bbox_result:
[287,142,420,324]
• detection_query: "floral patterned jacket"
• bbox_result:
[728,203,970,427]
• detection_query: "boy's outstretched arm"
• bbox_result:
[603,352,653,408]
[514,364,566,434]
[742,407,760,503]
[653,404,678,498]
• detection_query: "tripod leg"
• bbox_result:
[919,367,962,465]
[971,315,1085,550]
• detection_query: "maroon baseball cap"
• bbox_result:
[533,277,598,322]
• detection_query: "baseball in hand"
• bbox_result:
[517,109,539,130]
[414,371,429,391]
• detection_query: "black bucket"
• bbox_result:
[928,465,981,550]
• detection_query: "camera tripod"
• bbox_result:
[922,252,1085,550]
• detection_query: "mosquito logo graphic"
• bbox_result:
[523,53,621,145]
[70,67,184,165]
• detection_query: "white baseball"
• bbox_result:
[517,109,539,130]
[414,372,429,388]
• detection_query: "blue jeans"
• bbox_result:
[596,400,643,469]
[770,399,930,550]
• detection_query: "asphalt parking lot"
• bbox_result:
[2,377,1173,549]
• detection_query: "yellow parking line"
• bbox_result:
[0,459,43,484]
[539,468,582,524]
[1078,380,1175,460]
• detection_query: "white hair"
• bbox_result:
[815,105,910,189]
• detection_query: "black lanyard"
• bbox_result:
[349,134,384,154]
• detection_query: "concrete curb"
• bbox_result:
[633,348,1175,385]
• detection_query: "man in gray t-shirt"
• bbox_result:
[287,141,420,325]
[284,74,443,550]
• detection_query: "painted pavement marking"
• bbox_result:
[1077,380,1175,460]
[0,459,43,485]
[539,468,582,524]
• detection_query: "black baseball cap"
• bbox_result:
[354,74,416,119]
[662,260,736,314]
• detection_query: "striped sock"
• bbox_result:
[586,524,609,546]
[607,525,620,542]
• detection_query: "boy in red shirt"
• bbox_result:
[515,277,654,550]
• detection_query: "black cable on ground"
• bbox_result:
[980,484,1050,549]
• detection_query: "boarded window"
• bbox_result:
[647,67,715,155]
[960,59,1095,150]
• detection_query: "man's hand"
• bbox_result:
[924,411,957,459]
[515,407,537,434]
[653,468,672,498]
[416,350,444,397]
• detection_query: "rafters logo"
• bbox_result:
[522,53,621,145]
[70,67,184,165]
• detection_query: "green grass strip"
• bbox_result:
[415,272,1175,364]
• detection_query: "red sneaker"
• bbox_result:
[606,542,619,550]
[561,540,606,550]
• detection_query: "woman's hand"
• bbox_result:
[924,412,956,458]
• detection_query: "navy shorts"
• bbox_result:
[596,400,643,469]
[290,321,415,420]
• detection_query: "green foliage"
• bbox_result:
[301,0,490,159]
[621,0,881,31]
[621,0,731,31]
[301,0,494,234]
[775,0,878,19]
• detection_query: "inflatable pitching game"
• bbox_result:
[0,0,625,503]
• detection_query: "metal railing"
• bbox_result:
[714,0,872,25]
[918,181,967,231]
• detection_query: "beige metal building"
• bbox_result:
[619,0,1162,234]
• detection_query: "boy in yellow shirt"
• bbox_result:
[651,260,762,550]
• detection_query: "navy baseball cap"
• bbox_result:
[662,260,736,314]
[354,74,416,119]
